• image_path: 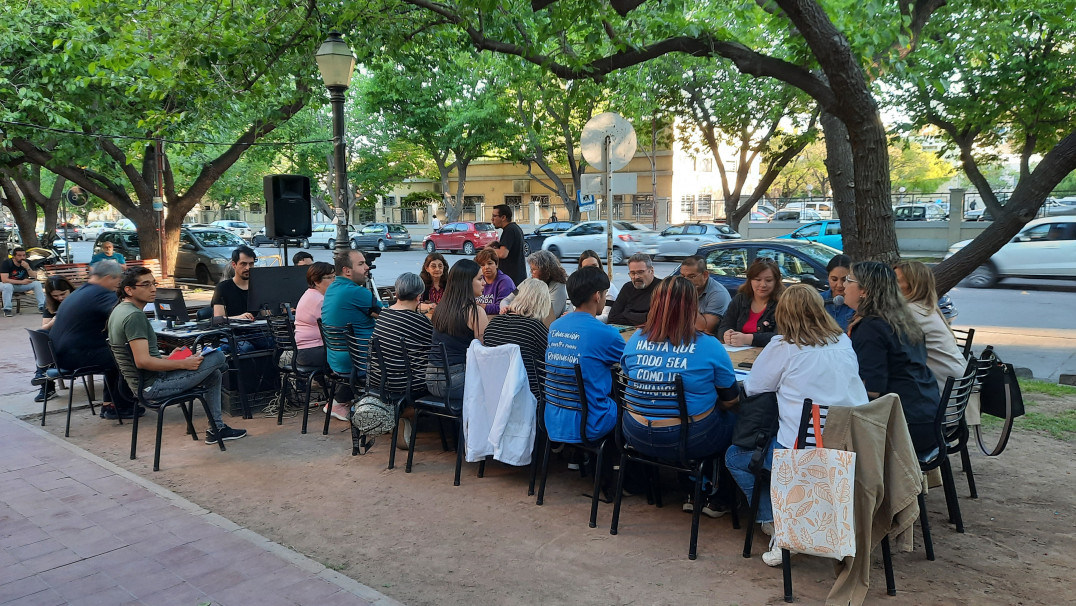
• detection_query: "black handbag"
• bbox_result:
[975,346,1024,456]
[732,390,779,472]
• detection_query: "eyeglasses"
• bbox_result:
[628,269,652,277]
[681,272,702,280]
[135,281,159,288]
[320,274,335,281]
[844,277,858,284]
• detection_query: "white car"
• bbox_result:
[946,215,1076,288]
[210,220,253,240]
[301,222,359,249]
[114,218,136,230]
[82,221,117,239]
[542,221,659,265]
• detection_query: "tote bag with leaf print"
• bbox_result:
[769,446,857,560]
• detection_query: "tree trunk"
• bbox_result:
[453,159,470,224]
[821,111,857,253]
[0,170,41,248]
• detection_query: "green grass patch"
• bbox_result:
[1018,410,1076,441]
[1018,379,1076,397]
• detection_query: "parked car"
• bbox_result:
[964,207,985,221]
[894,204,947,221]
[251,226,303,247]
[301,222,359,250]
[693,239,836,296]
[542,221,659,265]
[173,228,250,284]
[774,220,843,250]
[423,221,498,255]
[210,220,253,240]
[53,222,84,241]
[92,230,141,261]
[9,230,69,259]
[769,209,823,222]
[350,223,412,251]
[114,218,136,230]
[946,215,1076,288]
[749,211,770,222]
[82,221,116,239]
[523,221,577,256]
[655,222,741,259]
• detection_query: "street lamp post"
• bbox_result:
[316,32,356,259]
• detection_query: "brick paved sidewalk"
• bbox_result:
[0,412,401,606]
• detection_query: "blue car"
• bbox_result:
[775,220,843,250]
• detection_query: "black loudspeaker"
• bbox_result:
[264,174,312,239]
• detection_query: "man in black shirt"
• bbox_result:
[212,245,256,320]
[1,247,45,316]
[491,204,527,286]
[608,253,662,327]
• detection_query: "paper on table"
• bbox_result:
[723,344,753,352]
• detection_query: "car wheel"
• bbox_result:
[377,239,387,252]
[301,238,310,249]
[547,245,561,261]
[195,264,212,285]
[463,241,475,255]
[425,240,436,253]
[611,247,625,265]
[965,263,998,288]
[327,238,336,250]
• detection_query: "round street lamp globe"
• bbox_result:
[316,32,356,89]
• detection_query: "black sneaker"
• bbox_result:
[205,425,247,444]
[38,305,45,313]
[31,375,49,386]
[34,388,57,402]
[102,406,146,420]
[701,496,730,519]
[3,309,12,318]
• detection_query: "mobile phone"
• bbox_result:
[738,362,753,369]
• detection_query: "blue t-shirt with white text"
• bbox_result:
[544,312,625,443]
[621,330,736,418]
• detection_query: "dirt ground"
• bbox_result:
[30,393,1076,606]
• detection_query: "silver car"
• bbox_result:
[350,223,412,251]
[656,222,741,259]
[542,221,659,265]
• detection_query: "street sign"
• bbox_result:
[581,173,637,196]
[579,193,596,212]
[580,113,637,171]
[152,196,164,211]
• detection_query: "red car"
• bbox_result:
[423,221,498,255]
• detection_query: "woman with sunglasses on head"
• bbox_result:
[717,258,783,347]
[844,261,939,454]
[821,254,855,330]
[418,252,449,314]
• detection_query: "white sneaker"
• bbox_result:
[762,542,784,567]
[761,522,774,537]
[396,418,412,450]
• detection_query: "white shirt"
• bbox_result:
[744,334,869,448]
[432,217,442,230]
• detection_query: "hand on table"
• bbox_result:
[231,312,255,321]
[723,330,753,347]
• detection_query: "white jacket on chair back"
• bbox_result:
[463,341,538,466]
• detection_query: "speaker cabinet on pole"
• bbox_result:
[264,174,313,239]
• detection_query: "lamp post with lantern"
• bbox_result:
[315,32,356,258]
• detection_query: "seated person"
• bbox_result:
[679,255,731,334]
[844,261,939,454]
[500,250,567,326]
[293,261,335,370]
[724,284,868,566]
[51,261,140,418]
[718,258,783,347]
[108,267,246,443]
[544,267,625,444]
[1,247,46,316]
[426,259,487,412]
[292,251,314,266]
[475,247,514,316]
[621,276,740,515]
[370,272,434,396]
[212,245,257,320]
[90,240,127,268]
[322,250,383,421]
[33,276,75,402]
[485,278,552,401]
[577,250,617,322]
[608,253,661,327]
[821,254,855,330]
[894,261,968,393]
[418,252,448,314]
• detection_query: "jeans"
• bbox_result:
[725,437,785,523]
[1,281,45,310]
[142,350,228,427]
[621,407,736,463]
[425,363,465,415]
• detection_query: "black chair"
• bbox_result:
[26,329,108,437]
[953,327,975,358]
[266,314,326,433]
[609,371,740,559]
[108,341,225,472]
[317,319,356,436]
[918,358,979,560]
[221,320,275,420]
[401,338,473,486]
[533,360,612,528]
[365,335,420,465]
[343,324,375,454]
[772,399,896,602]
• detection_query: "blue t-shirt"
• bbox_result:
[621,331,736,417]
[821,288,855,331]
[321,276,383,375]
[544,312,625,443]
[90,252,126,265]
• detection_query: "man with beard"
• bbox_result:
[321,250,383,421]
[211,245,257,320]
[608,253,662,327]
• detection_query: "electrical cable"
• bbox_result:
[0,119,332,147]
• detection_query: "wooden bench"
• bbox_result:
[41,259,172,288]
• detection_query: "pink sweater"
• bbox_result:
[294,288,324,349]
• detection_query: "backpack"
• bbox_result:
[351,395,395,435]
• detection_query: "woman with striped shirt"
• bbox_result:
[483,278,551,401]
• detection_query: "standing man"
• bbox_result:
[321,250,383,421]
[608,253,662,327]
[108,266,246,444]
[212,245,256,320]
[1,247,45,317]
[549,209,558,223]
[680,255,731,335]
[50,261,139,418]
[431,214,442,231]
[90,241,127,269]
[491,204,527,286]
